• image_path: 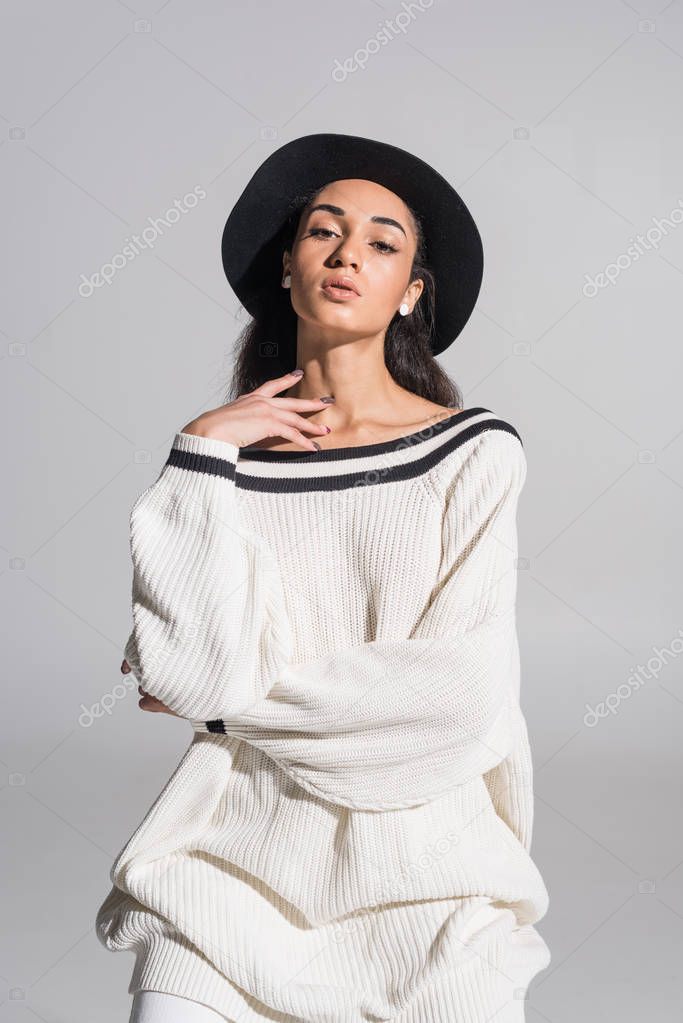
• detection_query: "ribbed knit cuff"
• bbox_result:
[189,719,224,733]
[171,430,240,469]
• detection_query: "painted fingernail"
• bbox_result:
[311,441,321,450]
[292,368,304,376]
[320,395,335,403]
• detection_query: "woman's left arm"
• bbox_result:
[120,429,291,721]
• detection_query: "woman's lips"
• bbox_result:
[321,284,361,301]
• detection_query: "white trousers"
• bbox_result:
[129,990,233,1022]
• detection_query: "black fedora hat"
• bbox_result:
[221,132,483,357]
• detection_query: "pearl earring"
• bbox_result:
[282,274,291,288]
[399,302,409,316]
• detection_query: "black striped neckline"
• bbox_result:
[168,409,522,494]
[238,406,488,462]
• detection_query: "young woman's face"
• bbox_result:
[284,178,424,339]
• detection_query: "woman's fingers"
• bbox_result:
[251,370,334,412]
[122,662,175,715]
[260,418,329,450]
[181,369,336,452]
[251,368,307,398]
[265,407,334,443]
[137,689,178,716]
[268,396,335,413]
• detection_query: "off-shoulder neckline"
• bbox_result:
[170,409,523,494]
[238,407,483,462]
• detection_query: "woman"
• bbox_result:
[96,133,551,1022]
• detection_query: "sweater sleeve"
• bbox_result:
[121,430,291,721]
[192,429,529,812]
[482,702,536,852]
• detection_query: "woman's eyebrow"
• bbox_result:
[307,202,407,238]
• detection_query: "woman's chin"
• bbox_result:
[297,302,369,333]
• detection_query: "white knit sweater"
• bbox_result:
[95,407,551,1022]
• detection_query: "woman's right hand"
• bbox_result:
[180,369,335,452]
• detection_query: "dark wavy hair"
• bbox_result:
[223,184,463,409]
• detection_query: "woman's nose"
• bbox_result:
[331,248,359,272]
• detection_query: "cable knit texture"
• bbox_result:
[95,407,551,1022]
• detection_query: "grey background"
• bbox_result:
[2,0,683,1020]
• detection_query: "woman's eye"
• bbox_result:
[373,240,398,254]
[309,228,397,254]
